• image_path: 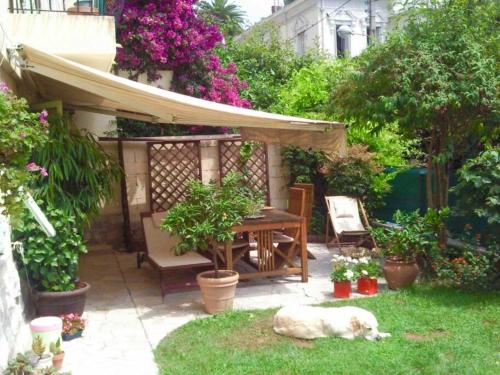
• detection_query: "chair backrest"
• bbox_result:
[292,183,314,231]
[325,196,365,235]
[287,187,306,217]
[141,212,178,257]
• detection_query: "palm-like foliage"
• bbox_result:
[198,0,247,37]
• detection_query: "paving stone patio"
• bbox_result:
[62,243,385,374]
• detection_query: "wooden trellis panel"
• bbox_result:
[218,139,270,204]
[147,141,202,212]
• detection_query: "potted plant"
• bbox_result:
[14,205,89,316]
[49,338,64,370]
[31,336,53,371]
[371,209,448,290]
[331,255,358,298]
[162,172,260,314]
[354,258,381,295]
[61,313,86,341]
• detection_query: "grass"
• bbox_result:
[154,285,500,374]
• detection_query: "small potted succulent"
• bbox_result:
[371,209,448,290]
[50,338,65,370]
[354,258,381,295]
[61,313,86,341]
[162,172,260,314]
[331,255,358,298]
[31,336,53,371]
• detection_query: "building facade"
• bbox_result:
[258,0,391,57]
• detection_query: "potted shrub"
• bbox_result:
[162,172,260,314]
[331,255,358,298]
[14,205,89,316]
[371,209,448,290]
[61,313,86,341]
[49,338,64,370]
[354,258,381,295]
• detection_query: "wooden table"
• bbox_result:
[222,209,308,282]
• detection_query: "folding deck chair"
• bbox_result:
[138,211,213,296]
[325,196,375,249]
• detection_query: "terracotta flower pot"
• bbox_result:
[52,352,65,371]
[383,257,419,290]
[333,281,352,298]
[35,282,90,316]
[197,270,239,314]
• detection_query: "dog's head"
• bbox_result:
[351,310,391,341]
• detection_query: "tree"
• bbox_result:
[218,23,319,110]
[197,0,247,37]
[331,0,499,212]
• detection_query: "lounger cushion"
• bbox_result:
[142,215,212,269]
[327,196,366,235]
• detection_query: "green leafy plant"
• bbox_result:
[0,83,48,222]
[331,262,358,283]
[354,258,382,279]
[32,114,121,226]
[452,148,500,225]
[371,209,449,262]
[432,245,499,290]
[217,23,321,111]
[162,172,262,276]
[4,352,35,375]
[14,205,87,292]
[49,338,62,355]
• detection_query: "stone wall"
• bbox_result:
[0,215,32,372]
[87,136,290,248]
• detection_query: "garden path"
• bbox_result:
[62,243,384,374]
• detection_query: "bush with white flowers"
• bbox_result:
[330,254,360,282]
[353,257,382,279]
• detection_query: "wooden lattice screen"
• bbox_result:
[147,141,202,212]
[218,139,270,204]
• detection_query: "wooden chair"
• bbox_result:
[324,196,375,250]
[138,212,213,296]
[273,187,306,267]
[292,183,315,259]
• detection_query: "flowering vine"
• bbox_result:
[0,83,48,221]
[115,0,251,136]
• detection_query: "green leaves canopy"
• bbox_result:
[161,172,262,256]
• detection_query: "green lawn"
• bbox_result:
[155,285,500,374]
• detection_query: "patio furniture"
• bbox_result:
[324,196,375,250]
[292,183,316,259]
[221,208,308,282]
[139,211,213,296]
[273,188,306,264]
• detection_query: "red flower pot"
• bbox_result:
[333,281,352,298]
[357,277,378,295]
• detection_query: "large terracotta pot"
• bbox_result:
[35,282,90,317]
[333,281,352,298]
[357,277,378,295]
[383,257,419,290]
[197,270,239,314]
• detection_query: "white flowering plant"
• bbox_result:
[354,257,382,279]
[330,255,360,282]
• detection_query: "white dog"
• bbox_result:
[273,305,391,341]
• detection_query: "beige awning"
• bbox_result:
[19,44,346,155]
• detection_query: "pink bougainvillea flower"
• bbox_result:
[0,82,8,93]
[26,162,41,172]
[39,110,48,124]
[39,167,48,177]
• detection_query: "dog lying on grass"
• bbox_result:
[273,305,391,341]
